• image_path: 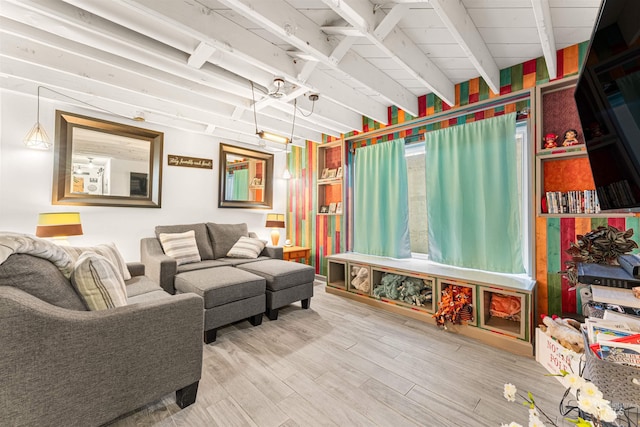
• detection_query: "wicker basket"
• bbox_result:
[582,330,640,406]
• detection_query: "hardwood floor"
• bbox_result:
[106,282,572,427]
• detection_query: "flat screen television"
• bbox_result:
[574,0,640,211]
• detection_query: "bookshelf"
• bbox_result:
[317,140,344,216]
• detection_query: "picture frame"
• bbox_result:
[336,201,343,214]
[320,205,329,213]
[328,202,337,214]
[321,168,329,179]
[336,166,343,179]
[327,168,337,179]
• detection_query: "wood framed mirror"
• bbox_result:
[218,143,273,209]
[52,110,163,208]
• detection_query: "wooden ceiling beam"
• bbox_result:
[531,0,558,80]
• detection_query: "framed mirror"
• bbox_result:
[219,143,273,209]
[52,111,163,208]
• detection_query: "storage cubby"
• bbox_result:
[371,268,435,312]
[347,263,371,295]
[436,279,477,326]
[327,259,346,289]
[479,287,528,340]
[317,140,344,215]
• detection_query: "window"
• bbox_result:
[403,121,532,274]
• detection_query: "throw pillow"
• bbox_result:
[71,252,127,310]
[206,222,249,259]
[158,230,202,266]
[226,236,266,259]
[62,242,131,281]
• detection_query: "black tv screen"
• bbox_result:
[574,0,640,211]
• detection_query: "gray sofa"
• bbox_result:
[0,253,204,427]
[141,222,314,343]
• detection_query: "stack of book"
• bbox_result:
[584,311,640,366]
[545,190,600,214]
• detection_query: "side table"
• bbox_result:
[282,246,311,265]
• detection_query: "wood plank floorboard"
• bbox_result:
[105,282,576,427]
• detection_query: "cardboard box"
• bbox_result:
[535,328,583,388]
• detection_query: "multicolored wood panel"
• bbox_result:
[286,41,639,313]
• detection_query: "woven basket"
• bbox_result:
[582,330,640,406]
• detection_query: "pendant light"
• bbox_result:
[24,86,51,150]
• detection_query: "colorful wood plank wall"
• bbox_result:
[287,42,639,317]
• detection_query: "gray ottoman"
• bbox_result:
[237,259,314,320]
[175,266,266,343]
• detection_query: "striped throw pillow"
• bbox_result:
[71,252,127,310]
[158,230,202,266]
[226,236,265,259]
[62,242,131,280]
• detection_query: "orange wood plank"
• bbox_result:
[536,216,549,317]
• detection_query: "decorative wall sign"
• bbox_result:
[168,154,213,169]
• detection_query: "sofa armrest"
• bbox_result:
[0,286,203,426]
[127,262,145,277]
[140,237,177,294]
[262,246,283,259]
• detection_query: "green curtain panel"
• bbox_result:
[425,113,525,273]
[354,138,411,258]
[231,169,249,200]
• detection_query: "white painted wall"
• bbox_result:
[0,90,287,261]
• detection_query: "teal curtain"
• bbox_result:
[354,138,411,258]
[231,169,249,200]
[426,113,524,273]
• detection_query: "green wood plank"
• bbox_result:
[547,273,563,316]
[459,81,469,106]
[510,64,524,91]
[500,68,511,87]
[590,217,607,229]
[535,57,549,84]
[479,78,490,100]
[626,217,640,254]
[547,218,561,273]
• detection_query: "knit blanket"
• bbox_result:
[0,232,74,278]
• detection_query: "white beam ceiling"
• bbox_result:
[0,0,600,144]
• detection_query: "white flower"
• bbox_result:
[504,383,517,402]
[579,382,603,400]
[577,396,599,414]
[505,423,523,427]
[564,372,585,391]
[596,403,617,422]
[528,412,546,427]
[528,408,539,418]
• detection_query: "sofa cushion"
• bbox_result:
[125,275,162,297]
[206,222,249,259]
[176,259,229,273]
[175,266,265,308]
[127,289,173,305]
[237,259,315,291]
[155,223,214,260]
[226,236,265,259]
[158,230,202,266]
[216,256,271,266]
[62,242,132,280]
[0,254,87,310]
[71,252,128,310]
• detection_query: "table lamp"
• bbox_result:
[35,212,83,244]
[265,213,285,246]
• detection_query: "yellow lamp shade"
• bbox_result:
[35,212,83,238]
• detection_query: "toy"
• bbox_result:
[539,314,584,353]
[350,266,370,292]
[543,133,558,149]
[562,129,579,146]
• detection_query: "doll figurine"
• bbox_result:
[562,129,579,146]
[543,133,558,149]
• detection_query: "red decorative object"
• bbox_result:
[543,132,558,149]
[433,284,473,327]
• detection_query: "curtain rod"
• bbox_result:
[344,87,533,144]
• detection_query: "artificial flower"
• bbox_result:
[563,373,585,391]
[504,383,517,402]
[579,382,603,399]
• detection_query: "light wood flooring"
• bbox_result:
[106,282,572,427]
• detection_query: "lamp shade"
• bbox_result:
[265,213,285,229]
[24,122,51,150]
[35,212,83,238]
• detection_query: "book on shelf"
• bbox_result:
[603,310,640,332]
[544,190,600,214]
[591,285,640,308]
[598,341,640,367]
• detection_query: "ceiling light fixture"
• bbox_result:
[282,98,297,180]
[24,85,145,150]
[251,81,291,145]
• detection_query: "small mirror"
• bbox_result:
[219,143,273,209]
[53,111,163,207]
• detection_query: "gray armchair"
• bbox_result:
[0,254,204,426]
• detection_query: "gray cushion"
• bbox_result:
[0,254,87,310]
[175,266,265,309]
[125,276,162,297]
[155,223,214,260]
[176,259,229,273]
[126,289,174,305]
[216,256,271,266]
[206,223,249,259]
[237,259,315,291]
